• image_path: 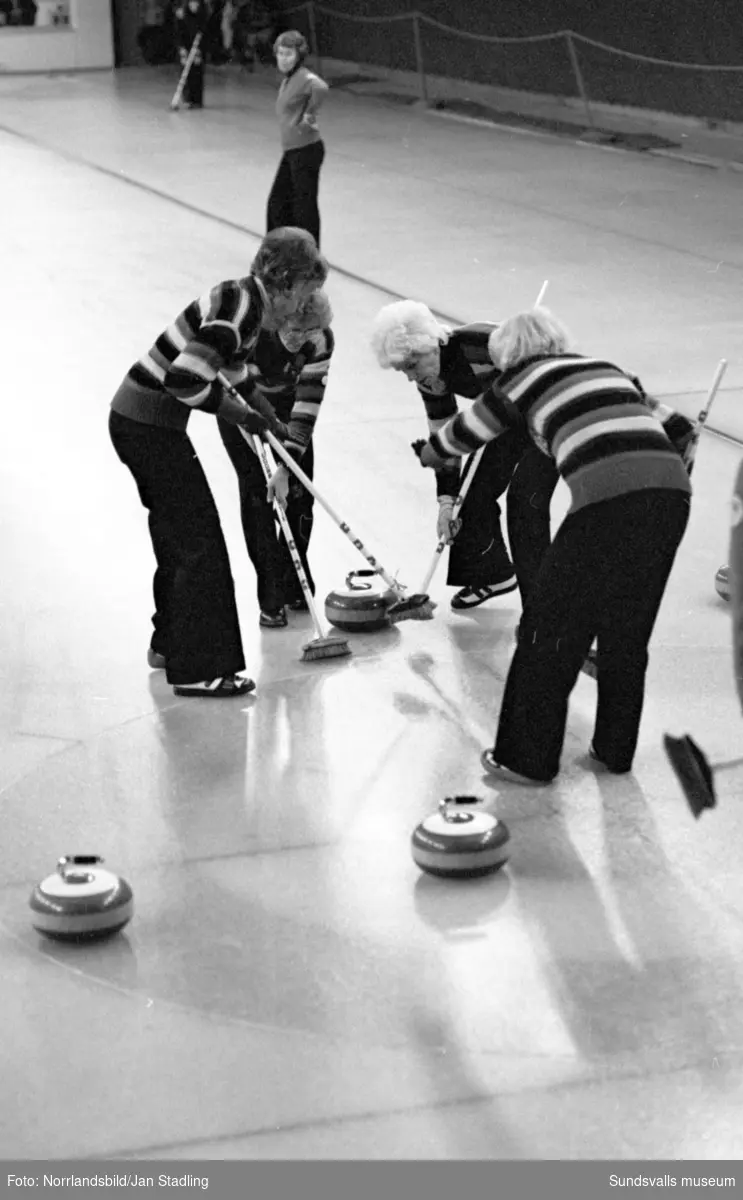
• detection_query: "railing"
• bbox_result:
[277,2,743,125]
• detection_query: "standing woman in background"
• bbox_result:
[173,0,208,108]
[267,30,328,248]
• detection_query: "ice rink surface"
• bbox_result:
[1,66,742,1161]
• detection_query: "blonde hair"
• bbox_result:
[488,306,571,370]
[370,300,450,369]
[283,289,333,331]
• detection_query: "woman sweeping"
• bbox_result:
[109,227,328,699]
[414,307,692,783]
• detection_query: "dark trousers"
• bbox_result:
[447,430,525,587]
[266,140,325,248]
[109,412,245,686]
[493,488,690,781]
[218,419,315,612]
[184,60,204,105]
[506,445,560,603]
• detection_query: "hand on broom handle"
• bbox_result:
[237,426,350,658]
[415,279,549,596]
[683,358,728,475]
[217,372,410,601]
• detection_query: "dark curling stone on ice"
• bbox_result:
[715,564,730,601]
[30,856,134,942]
[325,569,398,633]
[411,796,510,879]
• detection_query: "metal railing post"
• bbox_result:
[565,31,595,128]
[412,11,428,104]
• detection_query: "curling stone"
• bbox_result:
[411,796,510,879]
[715,564,731,601]
[29,856,134,942]
[325,569,397,633]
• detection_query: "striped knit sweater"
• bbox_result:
[111,277,266,433]
[417,322,502,497]
[428,354,692,512]
[241,326,333,459]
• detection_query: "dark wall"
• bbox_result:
[274,0,743,122]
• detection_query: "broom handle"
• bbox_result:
[238,427,328,640]
[712,755,743,774]
[263,427,406,596]
[218,372,406,597]
[683,358,727,473]
[416,279,549,595]
[171,32,202,108]
[696,358,728,427]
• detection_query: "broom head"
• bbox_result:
[387,593,437,624]
[663,733,716,819]
[301,635,352,662]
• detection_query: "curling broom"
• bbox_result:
[681,357,728,476]
[218,373,435,624]
[238,427,351,662]
[663,734,743,819]
[170,33,202,111]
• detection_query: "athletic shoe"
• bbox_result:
[480,749,552,786]
[451,577,518,610]
[259,609,288,628]
[147,647,166,670]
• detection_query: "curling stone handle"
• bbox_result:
[345,569,378,592]
[57,855,103,884]
[438,800,475,825]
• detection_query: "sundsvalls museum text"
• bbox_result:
[610,1176,736,1188]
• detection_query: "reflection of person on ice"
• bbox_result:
[174,0,208,109]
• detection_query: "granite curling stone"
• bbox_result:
[325,569,397,633]
[30,855,134,941]
[411,796,510,878]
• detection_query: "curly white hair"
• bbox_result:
[370,300,451,369]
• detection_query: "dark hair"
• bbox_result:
[274,29,309,61]
[251,227,328,294]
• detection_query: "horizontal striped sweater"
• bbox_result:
[111,277,268,432]
[428,354,692,512]
[236,326,333,459]
[416,322,502,498]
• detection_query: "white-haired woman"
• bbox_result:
[218,289,334,627]
[414,307,692,783]
[371,299,558,611]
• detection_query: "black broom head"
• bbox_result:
[662,733,717,819]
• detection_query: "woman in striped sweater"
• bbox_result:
[217,289,334,627]
[370,299,558,610]
[109,227,328,698]
[415,308,692,783]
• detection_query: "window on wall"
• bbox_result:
[0,0,73,27]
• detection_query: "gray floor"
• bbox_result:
[1,65,742,1161]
